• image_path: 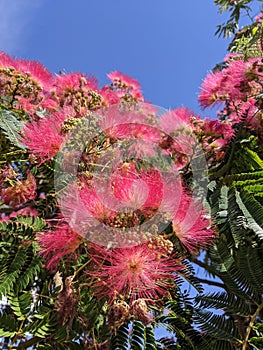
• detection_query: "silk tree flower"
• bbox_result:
[0,52,52,107]
[99,86,120,106]
[199,57,263,110]
[51,72,100,114]
[22,116,64,161]
[198,70,228,108]
[0,207,38,222]
[87,242,182,303]
[62,161,164,225]
[98,104,161,142]
[172,193,214,253]
[14,57,52,90]
[109,161,163,214]
[158,108,199,168]
[107,71,143,100]
[37,224,82,271]
[226,58,261,95]
[58,181,117,239]
[1,171,37,207]
[201,119,234,138]
[0,51,52,90]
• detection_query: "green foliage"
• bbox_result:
[214,0,255,38]
[0,109,26,150]
[110,321,163,350]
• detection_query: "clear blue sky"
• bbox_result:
[0,0,231,116]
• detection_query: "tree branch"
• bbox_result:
[242,302,263,350]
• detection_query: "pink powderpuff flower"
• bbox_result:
[1,171,37,207]
[14,58,52,90]
[107,71,143,100]
[53,72,98,94]
[14,97,39,115]
[201,119,234,139]
[59,181,117,238]
[99,86,120,106]
[0,207,38,222]
[0,53,52,108]
[37,224,81,272]
[0,51,14,67]
[10,207,38,218]
[40,98,60,113]
[255,13,263,22]
[78,181,117,222]
[228,98,259,124]
[125,139,157,159]
[159,107,195,134]
[110,161,163,213]
[98,104,155,140]
[158,108,198,167]
[225,58,261,100]
[198,70,227,108]
[52,72,99,113]
[52,105,77,124]
[102,123,161,143]
[108,71,141,92]
[22,116,64,161]
[172,193,214,253]
[88,243,182,303]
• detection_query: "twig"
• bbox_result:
[241,302,263,350]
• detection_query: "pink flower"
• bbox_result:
[40,98,60,112]
[98,104,152,139]
[110,161,163,213]
[88,243,182,303]
[53,72,97,95]
[59,181,116,238]
[1,207,38,222]
[37,224,81,271]
[255,13,263,22]
[22,116,64,161]
[79,181,116,221]
[52,72,100,114]
[228,98,259,124]
[107,71,143,100]
[52,105,77,124]
[202,119,234,138]
[172,193,214,253]
[0,52,52,107]
[99,86,120,106]
[199,70,228,108]
[15,97,38,115]
[159,107,194,134]
[14,58,52,90]
[199,57,263,110]
[108,71,141,92]
[1,171,37,207]
[158,108,198,167]
[0,51,15,67]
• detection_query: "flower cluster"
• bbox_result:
[0,52,215,325]
[199,56,263,128]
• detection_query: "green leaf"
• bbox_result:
[0,109,26,149]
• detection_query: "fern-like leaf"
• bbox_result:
[0,109,26,149]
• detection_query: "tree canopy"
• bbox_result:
[1,1,263,349]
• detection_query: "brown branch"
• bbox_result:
[241,302,263,350]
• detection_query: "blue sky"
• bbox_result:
[0,0,232,116]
